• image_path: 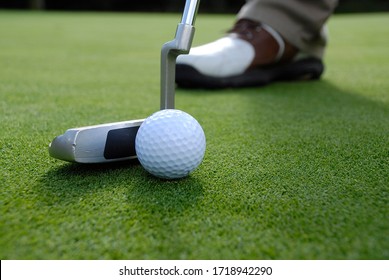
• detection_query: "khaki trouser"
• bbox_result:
[237,0,338,59]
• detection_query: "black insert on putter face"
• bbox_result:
[104,126,140,159]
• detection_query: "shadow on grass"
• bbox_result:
[178,79,389,129]
[178,78,389,202]
[38,158,205,214]
[126,173,205,214]
[38,159,139,200]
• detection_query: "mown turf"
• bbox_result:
[0,11,388,260]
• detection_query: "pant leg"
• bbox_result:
[237,0,338,59]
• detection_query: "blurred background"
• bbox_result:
[1,0,388,13]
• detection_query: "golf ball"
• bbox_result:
[135,109,206,179]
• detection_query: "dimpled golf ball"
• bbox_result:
[135,109,206,179]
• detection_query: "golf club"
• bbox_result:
[49,0,200,163]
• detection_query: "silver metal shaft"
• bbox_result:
[181,0,200,25]
[160,0,200,110]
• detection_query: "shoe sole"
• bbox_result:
[176,57,324,89]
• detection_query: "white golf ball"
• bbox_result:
[135,109,206,179]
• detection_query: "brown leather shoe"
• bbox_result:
[228,19,298,67]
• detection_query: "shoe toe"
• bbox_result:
[176,37,255,77]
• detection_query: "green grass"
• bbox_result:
[1,11,388,260]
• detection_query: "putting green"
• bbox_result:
[0,11,388,259]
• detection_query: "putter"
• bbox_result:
[49,0,200,163]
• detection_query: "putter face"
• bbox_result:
[49,119,144,163]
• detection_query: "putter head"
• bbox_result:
[49,119,144,163]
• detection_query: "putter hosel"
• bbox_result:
[160,23,195,110]
[161,0,200,110]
